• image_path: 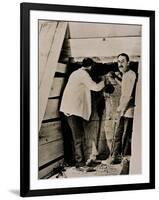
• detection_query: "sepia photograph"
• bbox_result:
[20,3,155,197]
[38,21,141,179]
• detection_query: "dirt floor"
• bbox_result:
[49,157,124,179]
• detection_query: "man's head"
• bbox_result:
[82,58,94,70]
[117,53,130,73]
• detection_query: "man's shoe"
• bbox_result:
[75,162,88,172]
[86,167,96,172]
[86,159,95,167]
[86,159,101,167]
[110,155,122,165]
[75,162,85,168]
[101,159,109,165]
[75,166,85,172]
[120,158,130,174]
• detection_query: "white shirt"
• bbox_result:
[60,67,104,121]
[118,70,136,118]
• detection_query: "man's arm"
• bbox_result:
[107,71,122,86]
[82,70,105,91]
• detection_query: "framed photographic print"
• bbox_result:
[20,2,155,197]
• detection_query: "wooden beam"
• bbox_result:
[130,60,142,174]
[39,22,68,131]
[49,77,65,98]
[43,99,60,120]
[70,37,141,58]
[38,156,64,179]
[69,22,141,39]
[56,63,67,73]
[39,21,58,86]
[39,139,64,167]
[39,121,63,146]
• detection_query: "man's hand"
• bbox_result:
[107,71,116,79]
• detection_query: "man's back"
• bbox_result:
[60,68,92,120]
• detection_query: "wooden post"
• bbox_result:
[130,60,141,174]
[39,22,68,131]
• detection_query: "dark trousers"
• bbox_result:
[112,116,133,157]
[67,115,85,165]
[60,113,75,165]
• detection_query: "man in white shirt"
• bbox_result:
[60,58,105,168]
[110,53,136,165]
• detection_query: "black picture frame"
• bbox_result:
[20,2,155,197]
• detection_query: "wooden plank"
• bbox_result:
[38,158,64,179]
[75,56,140,63]
[56,63,67,73]
[49,77,65,98]
[39,20,52,33]
[39,139,64,167]
[39,22,68,130]
[70,37,141,58]
[39,121,63,146]
[39,21,58,85]
[130,61,141,174]
[69,22,141,39]
[43,99,60,120]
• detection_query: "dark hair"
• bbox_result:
[117,53,129,62]
[82,58,94,67]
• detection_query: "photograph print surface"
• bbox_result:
[38,20,141,179]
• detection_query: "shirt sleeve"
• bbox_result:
[82,70,104,91]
